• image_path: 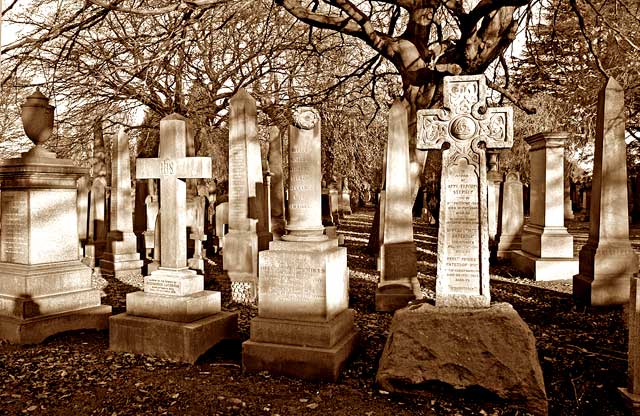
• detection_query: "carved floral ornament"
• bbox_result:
[292,107,320,130]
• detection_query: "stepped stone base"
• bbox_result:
[510,250,578,281]
[99,253,143,280]
[242,309,357,381]
[0,305,111,344]
[109,311,238,363]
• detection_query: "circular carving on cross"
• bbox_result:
[450,115,477,141]
[292,107,320,130]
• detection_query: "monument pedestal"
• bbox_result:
[223,229,259,302]
[375,241,420,311]
[242,238,357,381]
[573,243,638,305]
[243,310,357,381]
[110,311,238,363]
[0,156,112,344]
[109,267,238,363]
[100,252,143,280]
[511,224,578,280]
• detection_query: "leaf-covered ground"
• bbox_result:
[0,208,633,415]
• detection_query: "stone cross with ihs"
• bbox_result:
[417,75,513,307]
[136,114,212,273]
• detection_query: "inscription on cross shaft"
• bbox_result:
[417,75,513,307]
[136,114,212,270]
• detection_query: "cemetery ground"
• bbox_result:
[0,209,631,416]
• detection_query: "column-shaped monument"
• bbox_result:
[573,78,638,305]
[100,129,143,279]
[375,100,420,311]
[223,89,272,303]
[109,114,237,363]
[242,107,357,381]
[511,132,578,280]
[377,76,547,416]
[0,90,111,343]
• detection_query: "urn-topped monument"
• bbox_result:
[0,89,111,343]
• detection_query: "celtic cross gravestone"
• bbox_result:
[417,75,513,307]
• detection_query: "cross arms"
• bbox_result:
[416,108,451,151]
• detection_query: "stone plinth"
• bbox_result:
[0,156,111,344]
[573,78,638,306]
[110,114,238,362]
[242,238,357,381]
[511,132,578,280]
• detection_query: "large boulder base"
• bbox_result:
[377,302,547,416]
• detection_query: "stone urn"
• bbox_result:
[21,88,56,158]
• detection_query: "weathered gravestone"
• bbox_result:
[340,177,353,216]
[496,171,524,258]
[99,129,143,279]
[242,107,357,382]
[377,76,547,416]
[144,181,159,259]
[0,89,111,343]
[564,160,575,220]
[109,114,237,363]
[77,175,91,259]
[85,176,108,268]
[133,179,149,259]
[187,189,207,273]
[375,100,421,311]
[268,126,286,239]
[214,201,229,253]
[486,151,502,253]
[511,132,578,280]
[328,178,341,226]
[84,120,110,268]
[223,89,272,303]
[573,78,638,306]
